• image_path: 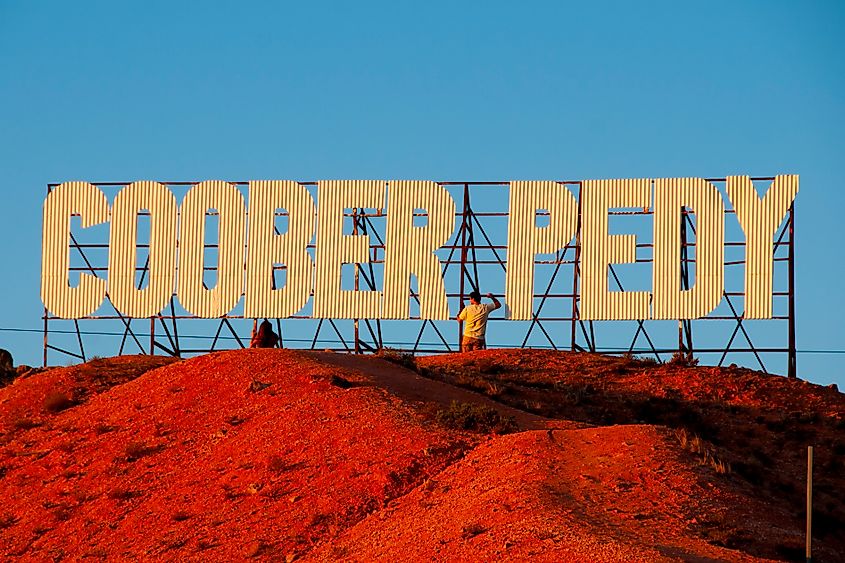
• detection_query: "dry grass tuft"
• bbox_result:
[484,381,507,397]
[522,399,544,413]
[675,428,731,474]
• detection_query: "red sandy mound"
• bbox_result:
[0,350,472,560]
[0,355,177,434]
[312,425,791,562]
[0,348,842,561]
[419,349,845,561]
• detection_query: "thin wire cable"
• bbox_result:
[1,326,843,353]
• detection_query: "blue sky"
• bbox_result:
[1,1,843,385]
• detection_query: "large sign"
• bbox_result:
[41,177,798,322]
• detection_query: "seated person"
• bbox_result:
[250,319,280,348]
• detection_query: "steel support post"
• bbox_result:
[570,184,582,352]
[42,309,48,368]
[679,207,687,355]
[352,208,360,354]
[43,181,52,368]
[788,204,797,378]
[457,184,469,350]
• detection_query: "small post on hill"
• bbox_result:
[806,445,813,563]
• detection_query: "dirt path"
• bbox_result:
[304,351,580,432]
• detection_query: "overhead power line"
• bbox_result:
[1,326,844,354]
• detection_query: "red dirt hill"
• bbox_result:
[0,349,842,561]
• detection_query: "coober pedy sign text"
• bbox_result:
[41,177,798,325]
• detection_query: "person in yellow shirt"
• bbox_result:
[457,290,501,352]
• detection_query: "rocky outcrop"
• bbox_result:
[0,348,15,387]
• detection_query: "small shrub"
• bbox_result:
[329,375,357,389]
[559,385,591,406]
[108,487,138,501]
[44,391,77,413]
[376,348,417,371]
[478,362,503,375]
[435,401,517,434]
[12,417,42,430]
[172,511,191,522]
[71,489,95,503]
[153,422,170,437]
[774,542,805,561]
[636,355,660,366]
[57,441,76,453]
[461,522,487,539]
[267,454,289,473]
[94,423,119,434]
[53,505,74,522]
[695,520,753,550]
[222,484,243,500]
[245,540,268,558]
[763,416,787,432]
[259,484,293,501]
[814,510,845,539]
[308,512,330,528]
[327,546,349,559]
[248,379,272,393]
[0,513,19,529]
[162,536,188,551]
[796,410,820,424]
[457,375,487,391]
[668,352,699,367]
[123,441,160,462]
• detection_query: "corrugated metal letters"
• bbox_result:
[41,177,798,321]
